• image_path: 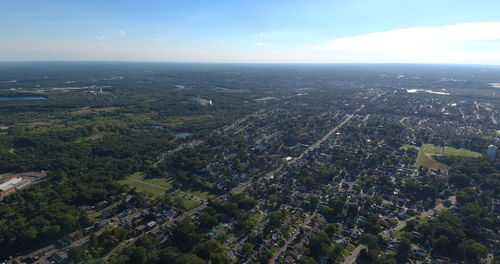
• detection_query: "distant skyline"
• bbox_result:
[1,0,500,64]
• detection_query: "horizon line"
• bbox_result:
[0,60,500,67]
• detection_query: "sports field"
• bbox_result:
[401,144,482,170]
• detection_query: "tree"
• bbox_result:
[449,173,470,188]
[68,247,85,262]
[127,246,148,264]
[242,242,254,256]
[458,240,488,263]
[397,238,411,260]
[198,212,218,230]
[324,223,337,238]
[194,240,221,259]
[172,219,201,252]
[209,251,231,264]
[327,244,344,263]
[347,203,359,217]
[309,232,330,259]
[136,235,157,250]
[259,250,273,263]
[433,235,449,255]
[361,233,379,250]
[298,256,316,264]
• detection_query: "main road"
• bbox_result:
[267,91,387,179]
[268,213,317,264]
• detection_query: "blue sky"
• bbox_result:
[1,0,500,63]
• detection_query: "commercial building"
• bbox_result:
[0,177,22,199]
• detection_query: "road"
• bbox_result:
[265,104,365,180]
[220,109,264,133]
[268,213,317,264]
[458,107,466,121]
[266,91,387,180]
[289,105,364,166]
[473,101,481,120]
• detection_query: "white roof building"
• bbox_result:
[0,177,22,191]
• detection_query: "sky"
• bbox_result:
[1,0,500,64]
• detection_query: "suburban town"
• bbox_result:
[0,63,497,264]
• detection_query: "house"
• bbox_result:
[413,249,427,259]
[146,221,157,229]
[46,250,68,264]
[284,255,294,264]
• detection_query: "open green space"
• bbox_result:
[118,172,205,210]
[183,189,217,200]
[120,172,216,201]
[172,196,202,210]
[118,172,173,196]
[401,144,482,171]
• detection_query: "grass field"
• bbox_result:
[401,144,482,171]
[118,172,173,196]
[183,189,217,200]
[118,172,204,210]
[172,196,202,210]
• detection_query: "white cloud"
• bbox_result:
[308,22,500,64]
[255,42,270,46]
[95,36,105,41]
[114,30,127,37]
[153,38,164,43]
[258,32,265,37]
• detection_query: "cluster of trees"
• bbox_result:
[0,129,173,258]
[0,64,269,259]
[437,155,499,191]
[0,172,125,257]
[210,193,257,224]
[405,211,490,263]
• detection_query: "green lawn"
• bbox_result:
[146,177,174,189]
[118,172,172,196]
[401,144,482,171]
[119,172,201,210]
[120,179,166,196]
[346,244,356,251]
[175,196,202,210]
[183,189,217,200]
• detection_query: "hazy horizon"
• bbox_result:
[2,0,500,64]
